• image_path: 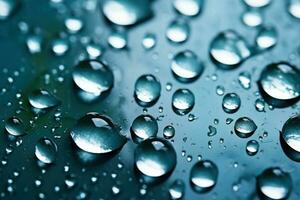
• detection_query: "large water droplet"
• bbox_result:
[169,179,185,199]
[255,26,278,51]
[166,19,190,43]
[280,115,300,162]
[190,160,218,193]
[234,117,257,138]
[102,0,152,26]
[0,0,18,20]
[72,59,114,97]
[246,140,259,156]
[222,93,241,113]
[288,0,300,19]
[28,89,60,109]
[5,116,26,136]
[171,50,204,82]
[70,112,126,154]
[210,30,251,69]
[172,88,195,115]
[130,114,158,143]
[258,62,300,107]
[257,167,292,200]
[243,0,272,8]
[134,138,177,178]
[35,137,57,164]
[134,74,161,107]
[173,0,203,17]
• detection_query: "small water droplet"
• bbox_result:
[288,0,300,19]
[35,137,57,164]
[246,140,259,156]
[172,88,195,115]
[173,0,203,16]
[26,35,42,54]
[255,26,278,51]
[130,114,158,143]
[238,71,251,89]
[207,125,217,137]
[242,9,263,27]
[5,116,26,136]
[216,85,225,96]
[0,0,18,20]
[166,18,190,43]
[142,33,156,50]
[163,125,175,139]
[255,98,266,112]
[28,89,60,109]
[234,117,257,138]
[222,93,241,113]
[169,179,185,200]
[65,17,83,34]
[108,29,127,49]
[51,38,69,56]
[243,0,271,8]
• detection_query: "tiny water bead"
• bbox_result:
[102,0,152,26]
[255,26,278,51]
[51,38,69,56]
[72,59,114,96]
[171,50,204,82]
[130,114,158,143]
[255,98,266,112]
[258,62,300,107]
[169,179,185,200]
[166,18,190,43]
[257,167,292,200]
[234,117,257,138]
[163,125,175,139]
[70,112,126,154]
[28,89,60,109]
[242,9,263,27]
[35,137,57,164]
[210,30,251,69]
[288,0,300,19]
[246,140,259,156]
[0,0,18,20]
[134,138,177,178]
[172,88,195,115]
[134,74,161,107]
[173,0,203,17]
[5,116,26,136]
[243,0,272,8]
[190,160,218,193]
[280,115,300,161]
[142,33,156,50]
[222,93,241,113]
[108,29,127,49]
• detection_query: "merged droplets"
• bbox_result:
[171,50,204,82]
[169,179,185,200]
[134,138,177,178]
[258,62,300,107]
[173,0,203,17]
[172,89,195,115]
[246,140,259,156]
[257,167,292,200]
[288,0,300,19]
[134,74,161,107]
[222,93,241,113]
[280,115,300,162]
[5,116,26,136]
[130,114,158,143]
[72,59,114,98]
[234,117,257,138]
[243,0,272,8]
[255,26,278,51]
[190,160,218,193]
[210,30,251,69]
[35,137,57,164]
[28,89,60,109]
[70,112,126,154]
[166,19,190,43]
[102,0,152,26]
[0,0,18,20]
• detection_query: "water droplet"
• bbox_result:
[166,18,190,43]
[207,125,217,137]
[5,116,26,136]
[288,0,300,19]
[26,35,42,54]
[255,26,278,51]
[246,140,259,156]
[28,89,60,109]
[258,62,300,107]
[130,114,158,143]
[108,29,127,49]
[257,167,292,200]
[70,112,126,154]
[242,9,263,27]
[210,30,251,69]
[51,39,69,56]
[169,179,185,199]
[234,117,257,138]
[134,138,177,178]
[173,0,203,16]
[72,59,114,97]
[35,137,57,164]
[190,160,218,193]
[163,125,175,139]
[134,74,161,107]
[0,0,18,20]
[255,98,266,112]
[171,50,204,82]
[243,0,271,8]
[222,93,241,113]
[86,43,103,59]
[172,88,195,115]
[142,33,156,50]
[216,85,225,96]
[102,0,152,26]
[65,17,83,34]
[280,115,300,162]
[238,71,251,89]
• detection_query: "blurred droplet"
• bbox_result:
[166,18,190,43]
[173,0,203,16]
[142,33,156,50]
[169,179,185,199]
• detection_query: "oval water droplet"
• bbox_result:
[246,140,259,156]
[142,33,156,50]
[108,29,127,49]
[0,0,18,20]
[288,0,300,19]
[173,0,203,17]
[257,167,292,200]
[190,160,218,193]
[210,30,251,69]
[5,116,26,136]
[163,125,175,139]
[131,114,158,143]
[234,117,257,138]
[35,137,57,164]
[258,62,300,107]
[242,9,263,27]
[28,89,60,109]
[169,179,185,199]
[65,17,83,34]
[134,138,177,178]
[171,50,204,82]
[51,38,69,56]
[70,112,126,154]
[166,18,190,43]
[255,26,278,51]
[222,93,241,113]
[172,88,195,115]
[243,0,271,8]
[134,74,161,107]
